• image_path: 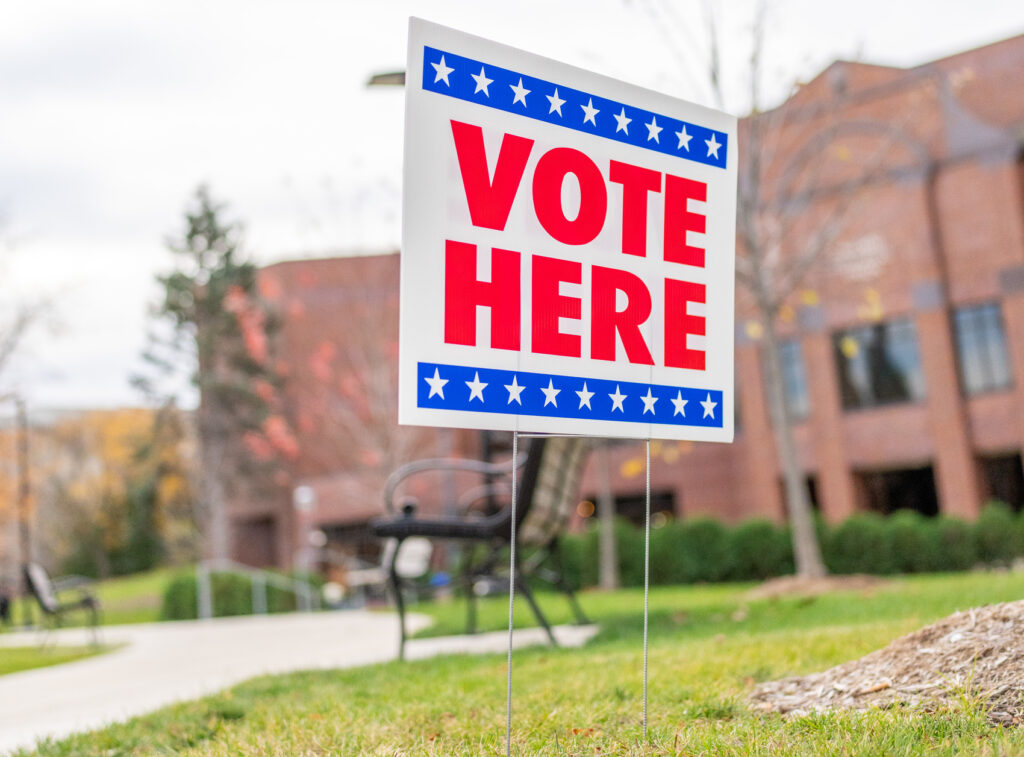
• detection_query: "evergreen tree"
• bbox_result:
[139,186,282,561]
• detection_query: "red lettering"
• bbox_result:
[609,161,661,258]
[591,266,654,365]
[664,174,707,267]
[451,120,534,231]
[664,278,706,370]
[532,148,607,245]
[532,255,581,357]
[444,240,520,350]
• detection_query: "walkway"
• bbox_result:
[0,612,596,754]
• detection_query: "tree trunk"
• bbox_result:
[761,315,827,578]
[199,430,230,563]
[596,441,619,590]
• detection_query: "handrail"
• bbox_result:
[195,559,321,620]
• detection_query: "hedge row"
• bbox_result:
[558,502,1024,590]
[160,570,322,621]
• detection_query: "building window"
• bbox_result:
[953,303,1012,395]
[856,466,939,516]
[979,454,1024,512]
[777,339,811,420]
[833,319,926,410]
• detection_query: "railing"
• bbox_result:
[195,559,321,621]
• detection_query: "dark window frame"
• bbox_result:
[953,302,1013,396]
[775,338,811,422]
[833,318,927,411]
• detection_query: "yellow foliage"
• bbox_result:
[1,406,196,572]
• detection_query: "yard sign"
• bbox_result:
[399,18,737,442]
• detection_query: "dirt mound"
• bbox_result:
[750,600,1024,725]
[746,574,885,600]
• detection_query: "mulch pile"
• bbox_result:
[750,599,1024,725]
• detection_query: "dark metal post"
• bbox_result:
[16,398,33,628]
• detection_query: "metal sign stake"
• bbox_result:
[642,439,651,740]
[505,428,519,757]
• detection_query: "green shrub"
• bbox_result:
[728,519,793,580]
[562,507,1002,591]
[615,517,646,587]
[933,516,976,571]
[160,569,319,621]
[974,501,1021,565]
[649,519,690,585]
[677,518,735,583]
[825,513,894,575]
[576,523,601,589]
[557,533,585,591]
[160,571,198,620]
[888,510,941,573]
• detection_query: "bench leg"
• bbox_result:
[388,539,407,661]
[461,547,479,635]
[514,567,557,647]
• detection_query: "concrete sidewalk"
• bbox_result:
[0,612,596,754]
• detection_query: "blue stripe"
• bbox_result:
[422,46,728,170]
[418,362,723,428]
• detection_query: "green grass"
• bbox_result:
[21,571,1024,756]
[0,646,106,677]
[2,568,175,630]
[91,568,177,626]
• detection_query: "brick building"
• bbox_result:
[245,254,479,566]
[234,33,1024,567]
[595,32,1024,524]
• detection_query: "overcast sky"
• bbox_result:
[2,0,1022,412]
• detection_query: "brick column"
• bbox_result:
[735,341,785,520]
[915,302,982,519]
[999,268,1024,485]
[801,324,858,522]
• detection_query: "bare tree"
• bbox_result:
[637,0,930,576]
[273,268,438,507]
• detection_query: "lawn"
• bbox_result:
[91,568,178,626]
[21,571,1024,756]
[0,646,106,677]
[5,567,178,628]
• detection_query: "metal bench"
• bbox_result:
[371,436,592,659]
[23,562,101,645]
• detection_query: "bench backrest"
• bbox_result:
[517,436,593,549]
[24,562,59,615]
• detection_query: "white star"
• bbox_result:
[581,97,599,126]
[466,371,487,402]
[540,378,560,407]
[431,55,454,86]
[640,387,658,415]
[701,393,717,419]
[510,77,530,107]
[424,368,448,399]
[576,382,595,410]
[705,133,721,159]
[546,88,566,116]
[645,116,662,143]
[609,385,627,413]
[504,375,525,405]
[471,66,493,96]
[613,107,631,134]
[675,125,692,151]
[670,391,688,417]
